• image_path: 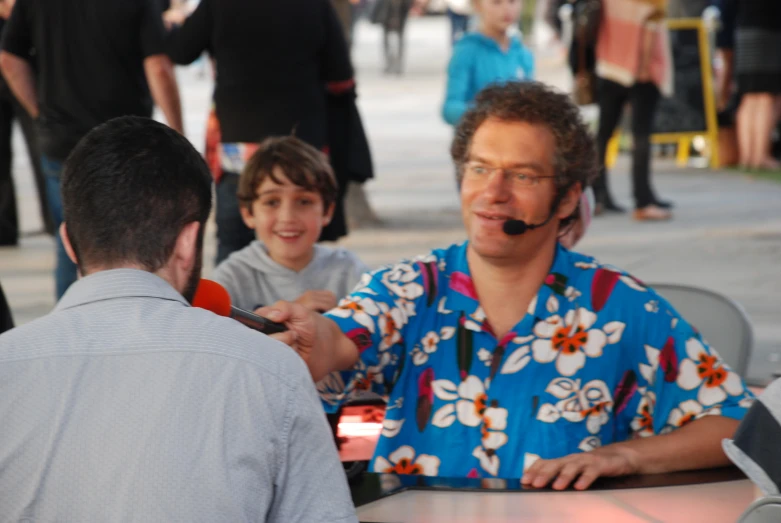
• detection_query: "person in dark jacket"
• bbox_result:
[167,0,364,261]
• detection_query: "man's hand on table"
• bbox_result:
[522,445,640,491]
[256,301,359,382]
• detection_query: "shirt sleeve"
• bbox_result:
[139,0,168,58]
[319,262,422,412]
[268,368,358,523]
[624,288,753,439]
[320,0,353,84]
[1,0,33,60]
[166,0,211,65]
[442,43,473,126]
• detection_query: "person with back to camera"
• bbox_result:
[0,116,357,522]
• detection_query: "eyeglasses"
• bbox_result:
[462,161,556,187]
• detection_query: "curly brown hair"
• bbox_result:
[237,136,338,214]
[451,81,598,226]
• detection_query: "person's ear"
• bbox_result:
[322,202,335,227]
[240,204,256,230]
[60,223,79,265]
[172,221,200,273]
[556,183,582,221]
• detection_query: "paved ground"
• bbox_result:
[1,16,780,385]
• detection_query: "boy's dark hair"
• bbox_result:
[61,116,212,272]
[237,136,338,214]
[451,81,598,229]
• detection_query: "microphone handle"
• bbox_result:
[230,306,288,335]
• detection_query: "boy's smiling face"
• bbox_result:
[240,167,333,272]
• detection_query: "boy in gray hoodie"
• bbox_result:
[211,136,368,312]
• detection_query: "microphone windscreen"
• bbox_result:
[192,279,232,317]
[502,219,528,236]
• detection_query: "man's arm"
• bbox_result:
[260,301,359,382]
[144,54,183,134]
[522,415,739,490]
[0,50,37,118]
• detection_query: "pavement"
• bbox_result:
[1,16,780,386]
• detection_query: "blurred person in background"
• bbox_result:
[732,0,781,170]
[446,0,473,46]
[592,0,673,221]
[0,0,183,299]
[0,0,52,246]
[167,0,361,262]
[442,0,534,127]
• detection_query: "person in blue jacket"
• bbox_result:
[442,0,534,127]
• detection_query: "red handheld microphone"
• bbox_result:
[192,279,287,335]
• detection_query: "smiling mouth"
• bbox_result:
[275,231,303,239]
[475,212,512,222]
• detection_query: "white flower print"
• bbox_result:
[377,302,406,350]
[500,345,531,375]
[431,376,492,428]
[532,308,619,376]
[739,395,755,409]
[630,390,656,437]
[639,345,660,385]
[381,418,405,438]
[331,296,381,333]
[437,297,453,315]
[579,436,602,452]
[564,286,582,302]
[481,407,509,451]
[536,378,613,434]
[677,338,745,406]
[381,263,425,300]
[472,408,509,477]
[645,300,659,313]
[473,446,501,476]
[374,446,440,476]
[411,327,455,366]
[477,347,493,366]
[666,399,720,431]
[352,353,391,392]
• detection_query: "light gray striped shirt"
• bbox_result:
[0,269,357,523]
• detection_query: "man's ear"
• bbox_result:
[172,221,201,271]
[556,183,583,221]
[60,223,79,265]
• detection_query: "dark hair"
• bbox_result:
[237,136,338,214]
[451,81,598,228]
[61,116,212,272]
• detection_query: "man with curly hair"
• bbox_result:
[258,81,753,488]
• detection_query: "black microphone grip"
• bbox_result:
[230,306,287,335]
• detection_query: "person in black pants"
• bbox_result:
[0,14,52,245]
[167,0,357,264]
[594,79,669,217]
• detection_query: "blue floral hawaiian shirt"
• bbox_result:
[320,242,754,478]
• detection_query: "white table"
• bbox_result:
[356,479,757,523]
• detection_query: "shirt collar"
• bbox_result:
[55,269,189,312]
[443,242,573,327]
